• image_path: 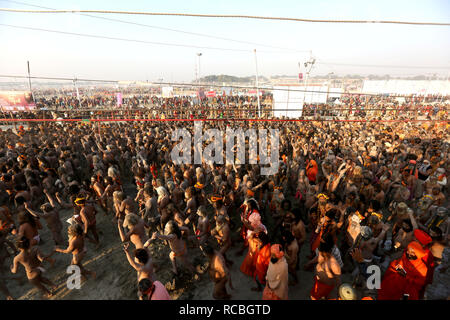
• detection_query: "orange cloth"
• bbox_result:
[306,160,318,183]
[414,229,432,246]
[378,241,428,300]
[262,286,282,300]
[255,244,271,284]
[240,236,260,277]
[310,277,335,300]
[240,209,259,245]
[311,229,323,252]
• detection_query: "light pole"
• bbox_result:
[73,76,81,109]
[27,61,35,103]
[439,72,449,103]
[254,49,261,118]
[196,53,202,84]
[303,57,316,115]
[326,72,334,102]
[158,78,163,98]
[298,62,302,83]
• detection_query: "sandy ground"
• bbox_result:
[1,182,357,301]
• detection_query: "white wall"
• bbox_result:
[272,86,331,118]
[161,86,174,98]
[362,80,450,95]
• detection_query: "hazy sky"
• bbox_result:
[0,0,449,83]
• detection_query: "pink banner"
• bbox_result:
[117,93,122,106]
[0,91,36,111]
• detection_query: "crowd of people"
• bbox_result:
[0,93,448,300]
[2,91,446,124]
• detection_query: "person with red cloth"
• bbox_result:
[306,157,318,184]
[378,241,429,300]
[238,198,259,254]
[262,244,289,300]
[252,232,271,292]
[150,163,157,180]
[240,211,266,277]
[310,238,341,300]
[413,229,435,298]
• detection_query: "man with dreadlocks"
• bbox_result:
[54,224,96,281]
[23,190,64,246]
[238,198,260,256]
[149,221,195,275]
[74,196,99,248]
[213,213,233,267]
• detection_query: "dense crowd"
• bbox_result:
[0,96,448,300]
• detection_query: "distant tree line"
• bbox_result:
[199,74,444,82]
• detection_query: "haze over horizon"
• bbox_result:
[0,0,449,83]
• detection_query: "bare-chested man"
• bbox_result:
[17,211,40,247]
[90,175,106,211]
[75,197,99,247]
[282,230,299,285]
[356,223,390,263]
[0,206,15,236]
[430,186,445,207]
[113,191,125,221]
[141,187,159,227]
[211,197,229,222]
[11,236,56,298]
[156,185,171,229]
[0,231,16,300]
[54,224,96,280]
[119,194,138,216]
[148,221,194,275]
[194,205,210,248]
[122,242,155,297]
[211,214,233,266]
[170,182,184,211]
[101,176,121,214]
[24,190,64,245]
[183,187,197,225]
[291,208,306,269]
[392,218,416,258]
[310,239,341,300]
[204,245,232,300]
[118,213,148,249]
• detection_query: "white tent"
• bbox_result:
[362,80,450,95]
[272,85,330,118]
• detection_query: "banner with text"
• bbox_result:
[0,91,36,112]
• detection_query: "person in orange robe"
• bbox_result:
[252,232,271,292]
[413,229,435,299]
[240,213,266,277]
[240,231,261,277]
[239,198,259,247]
[306,157,318,184]
[378,241,429,300]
